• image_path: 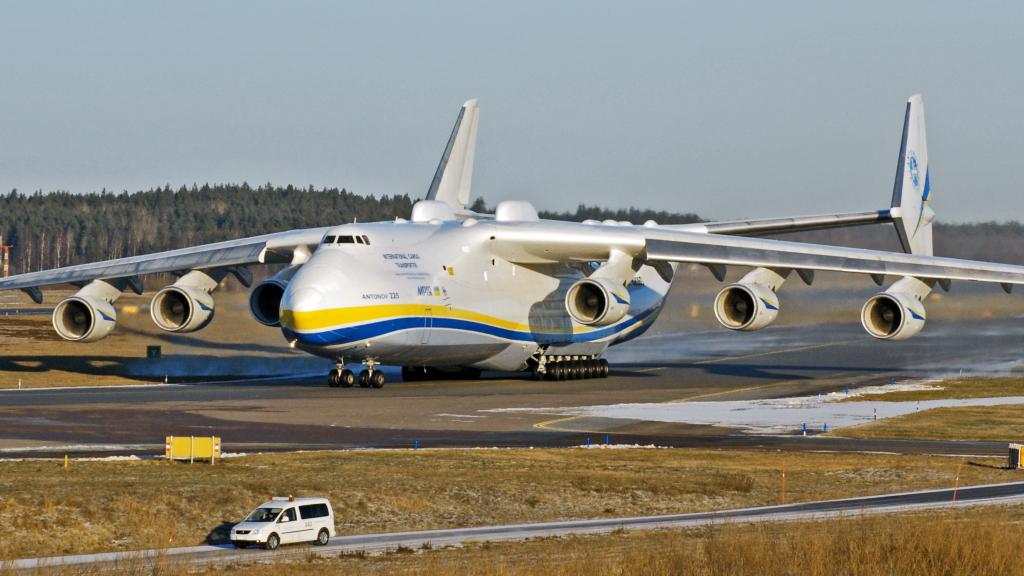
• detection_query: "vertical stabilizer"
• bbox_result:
[890,94,933,256]
[426,99,479,210]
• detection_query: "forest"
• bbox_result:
[0,184,1021,274]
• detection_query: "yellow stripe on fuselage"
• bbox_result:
[280,304,601,334]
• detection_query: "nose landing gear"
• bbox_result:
[358,368,385,388]
[327,359,383,388]
[327,366,355,388]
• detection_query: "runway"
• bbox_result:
[9,480,1024,571]
[1,318,1023,456]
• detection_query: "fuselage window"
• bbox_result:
[322,235,337,244]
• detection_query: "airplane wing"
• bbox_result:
[0,226,332,302]
[486,220,1024,289]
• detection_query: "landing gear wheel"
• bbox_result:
[599,359,610,378]
[358,369,371,388]
[370,370,386,388]
[327,369,341,388]
[265,533,280,550]
[315,528,330,546]
[583,361,595,379]
[340,369,355,387]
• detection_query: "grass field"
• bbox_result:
[844,376,1024,402]
[197,506,1024,576]
[10,506,1024,575]
[0,448,1016,562]
[836,404,1024,442]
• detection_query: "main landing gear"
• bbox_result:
[328,361,385,388]
[536,357,610,381]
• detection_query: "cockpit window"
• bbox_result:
[322,235,336,244]
[362,235,371,245]
[338,235,355,244]
[355,236,364,244]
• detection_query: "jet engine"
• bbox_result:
[249,266,299,327]
[714,282,780,331]
[713,267,786,332]
[565,277,631,326]
[52,295,117,342]
[861,291,926,340]
[150,271,217,333]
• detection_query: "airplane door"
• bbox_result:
[421,307,433,344]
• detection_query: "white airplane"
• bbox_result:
[2,96,1021,388]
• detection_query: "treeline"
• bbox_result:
[0,185,1021,273]
[0,184,414,273]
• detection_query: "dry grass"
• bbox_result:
[14,506,1024,576]
[844,376,1024,402]
[0,448,1016,562]
[837,404,1024,442]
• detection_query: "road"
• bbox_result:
[8,480,1024,571]
[1,319,1023,456]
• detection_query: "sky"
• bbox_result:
[1,1,1022,221]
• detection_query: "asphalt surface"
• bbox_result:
[1,318,1023,456]
[9,480,1024,571]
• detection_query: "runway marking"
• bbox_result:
[533,339,865,433]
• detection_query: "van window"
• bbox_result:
[299,503,329,519]
[245,507,282,522]
[278,508,297,523]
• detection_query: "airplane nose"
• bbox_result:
[280,285,324,333]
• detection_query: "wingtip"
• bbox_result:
[462,98,479,109]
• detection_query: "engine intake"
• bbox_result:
[565,277,630,326]
[714,282,780,331]
[53,295,117,342]
[151,285,215,333]
[249,266,300,327]
[250,280,287,326]
[861,291,926,340]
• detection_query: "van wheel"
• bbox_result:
[315,528,330,546]
[265,533,280,550]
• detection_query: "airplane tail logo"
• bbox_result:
[890,94,934,256]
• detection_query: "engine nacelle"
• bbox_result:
[565,277,631,326]
[714,282,780,331]
[249,266,300,327]
[53,295,117,342]
[861,291,926,341]
[151,285,215,333]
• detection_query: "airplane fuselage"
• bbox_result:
[278,218,672,371]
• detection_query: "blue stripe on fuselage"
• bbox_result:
[283,306,659,348]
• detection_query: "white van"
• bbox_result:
[230,497,336,550]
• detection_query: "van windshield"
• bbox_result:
[245,507,282,522]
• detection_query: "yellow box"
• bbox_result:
[165,436,221,463]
